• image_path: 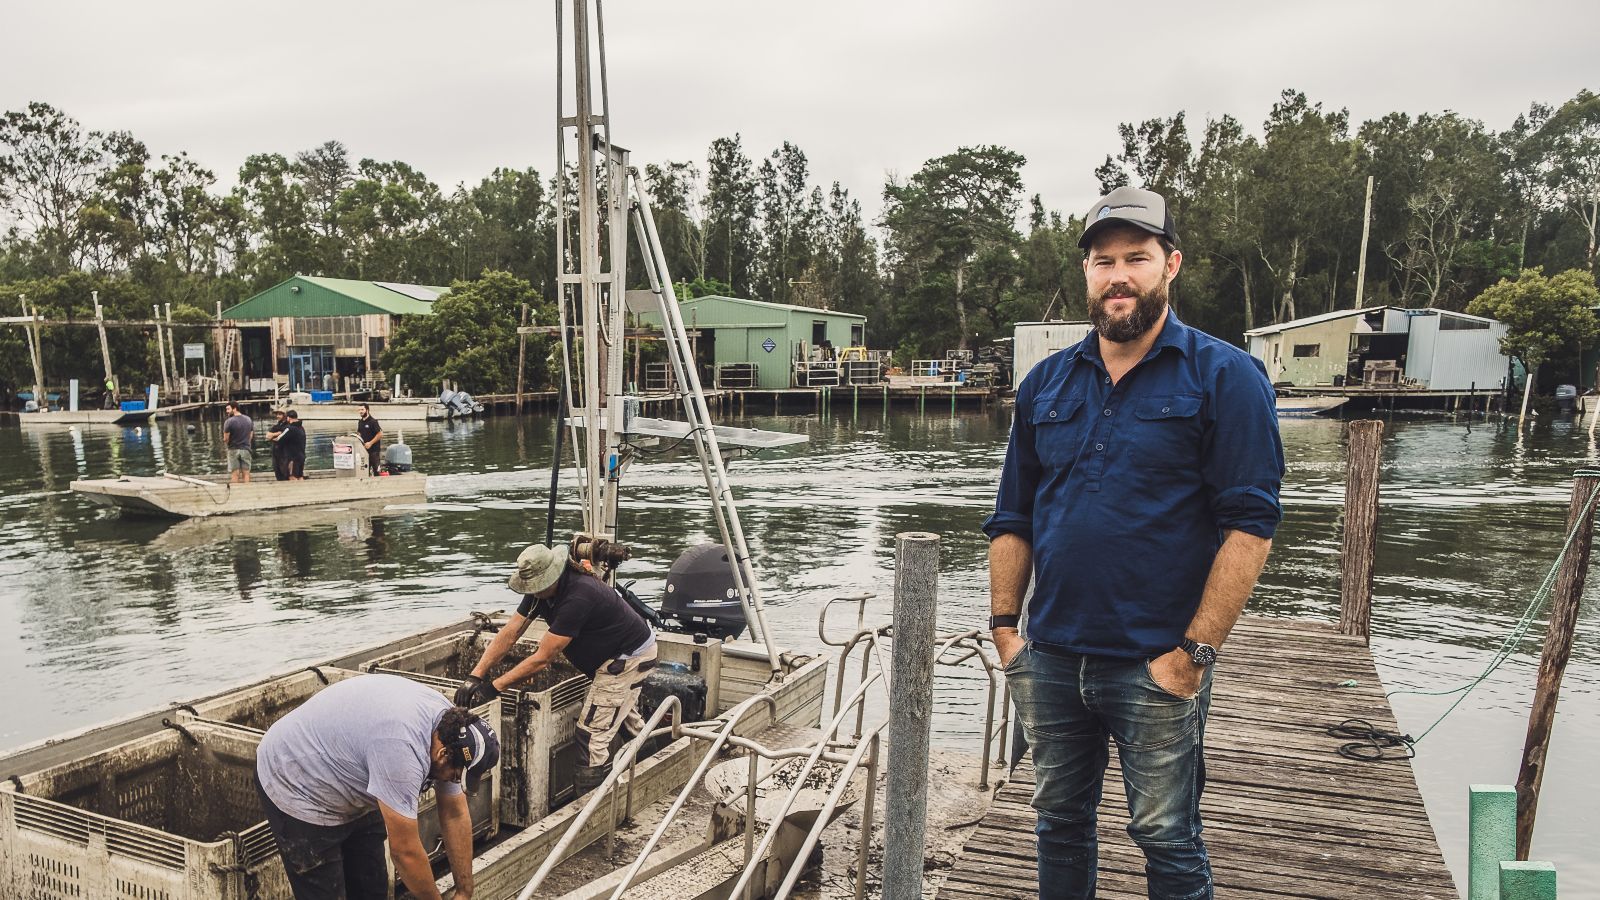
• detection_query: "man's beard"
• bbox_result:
[1089,279,1169,343]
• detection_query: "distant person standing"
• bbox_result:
[223,401,254,484]
[267,408,291,482]
[357,404,384,475]
[280,410,308,480]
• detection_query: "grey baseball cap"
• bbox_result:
[1078,186,1178,249]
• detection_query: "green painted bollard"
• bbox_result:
[1470,785,1518,900]
[1499,861,1557,900]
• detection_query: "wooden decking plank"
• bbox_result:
[936,615,1457,900]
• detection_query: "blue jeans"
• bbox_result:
[1006,644,1214,899]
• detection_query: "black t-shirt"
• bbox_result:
[517,571,652,677]
[357,416,382,443]
[278,422,307,458]
[268,420,286,456]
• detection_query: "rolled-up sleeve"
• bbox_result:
[1202,356,1284,539]
[983,384,1042,544]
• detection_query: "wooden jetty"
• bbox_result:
[938,616,1459,899]
[940,423,1465,899]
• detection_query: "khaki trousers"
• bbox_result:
[576,646,658,767]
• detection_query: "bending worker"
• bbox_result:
[256,673,498,900]
[455,543,656,791]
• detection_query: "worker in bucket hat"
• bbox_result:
[455,543,656,793]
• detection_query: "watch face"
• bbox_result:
[1191,643,1217,666]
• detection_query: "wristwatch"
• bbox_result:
[1180,637,1217,667]
[989,614,1020,631]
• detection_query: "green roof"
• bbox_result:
[221,276,449,320]
[677,294,866,321]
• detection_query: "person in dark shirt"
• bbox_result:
[455,544,655,791]
[222,401,254,483]
[266,408,290,481]
[356,404,383,475]
[278,410,308,480]
[985,186,1283,899]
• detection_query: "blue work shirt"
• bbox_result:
[983,311,1284,658]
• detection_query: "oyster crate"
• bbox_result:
[0,721,286,900]
[176,668,503,856]
[361,630,592,826]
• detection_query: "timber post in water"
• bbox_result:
[884,531,939,900]
[516,302,529,414]
[1515,469,1600,859]
[1338,419,1384,642]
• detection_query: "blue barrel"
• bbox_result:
[120,400,147,412]
[310,390,334,403]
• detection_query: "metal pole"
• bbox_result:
[1515,470,1600,859]
[1353,174,1374,309]
[883,531,939,900]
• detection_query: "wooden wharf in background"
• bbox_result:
[938,615,1460,899]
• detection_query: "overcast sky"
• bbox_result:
[4,0,1595,223]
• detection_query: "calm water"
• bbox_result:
[2,406,1597,889]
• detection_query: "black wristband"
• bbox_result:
[989,614,1020,631]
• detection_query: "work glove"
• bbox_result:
[454,675,500,708]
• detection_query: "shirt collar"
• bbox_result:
[1070,307,1194,366]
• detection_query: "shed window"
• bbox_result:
[1440,316,1490,331]
[1292,343,1320,358]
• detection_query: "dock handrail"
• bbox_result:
[604,693,780,898]
[513,695,683,900]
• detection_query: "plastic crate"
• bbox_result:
[174,668,502,861]
[362,631,591,825]
[309,390,334,403]
[119,400,147,412]
[0,721,287,900]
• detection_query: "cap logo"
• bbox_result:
[1098,206,1111,219]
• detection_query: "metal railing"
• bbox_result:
[516,593,1011,900]
[716,363,759,390]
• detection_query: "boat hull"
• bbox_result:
[282,401,453,422]
[70,470,427,518]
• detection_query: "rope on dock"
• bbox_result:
[1388,482,1600,746]
[1325,718,1415,761]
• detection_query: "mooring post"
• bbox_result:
[1470,784,1517,900]
[884,531,939,900]
[1339,419,1384,642]
[1500,861,1558,900]
[1515,469,1600,860]
[21,296,46,408]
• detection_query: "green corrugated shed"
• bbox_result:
[639,295,866,390]
[221,276,447,320]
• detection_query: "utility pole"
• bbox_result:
[1353,174,1374,310]
[22,295,46,408]
[94,291,115,402]
[152,305,170,395]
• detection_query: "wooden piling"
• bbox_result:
[1339,420,1384,642]
[885,531,939,900]
[1515,469,1600,860]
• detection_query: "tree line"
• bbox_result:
[2,87,1597,397]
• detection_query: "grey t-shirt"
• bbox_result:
[223,414,254,450]
[257,674,463,825]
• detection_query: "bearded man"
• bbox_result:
[983,186,1284,899]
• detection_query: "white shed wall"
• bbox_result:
[1014,322,1093,389]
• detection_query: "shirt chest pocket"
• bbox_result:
[1132,394,1203,468]
[1031,397,1087,468]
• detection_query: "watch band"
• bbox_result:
[989,614,1020,631]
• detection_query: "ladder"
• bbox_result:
[553,0,787,676]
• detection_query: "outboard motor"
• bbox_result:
[659,543,747,640]
[383,440,414,474]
